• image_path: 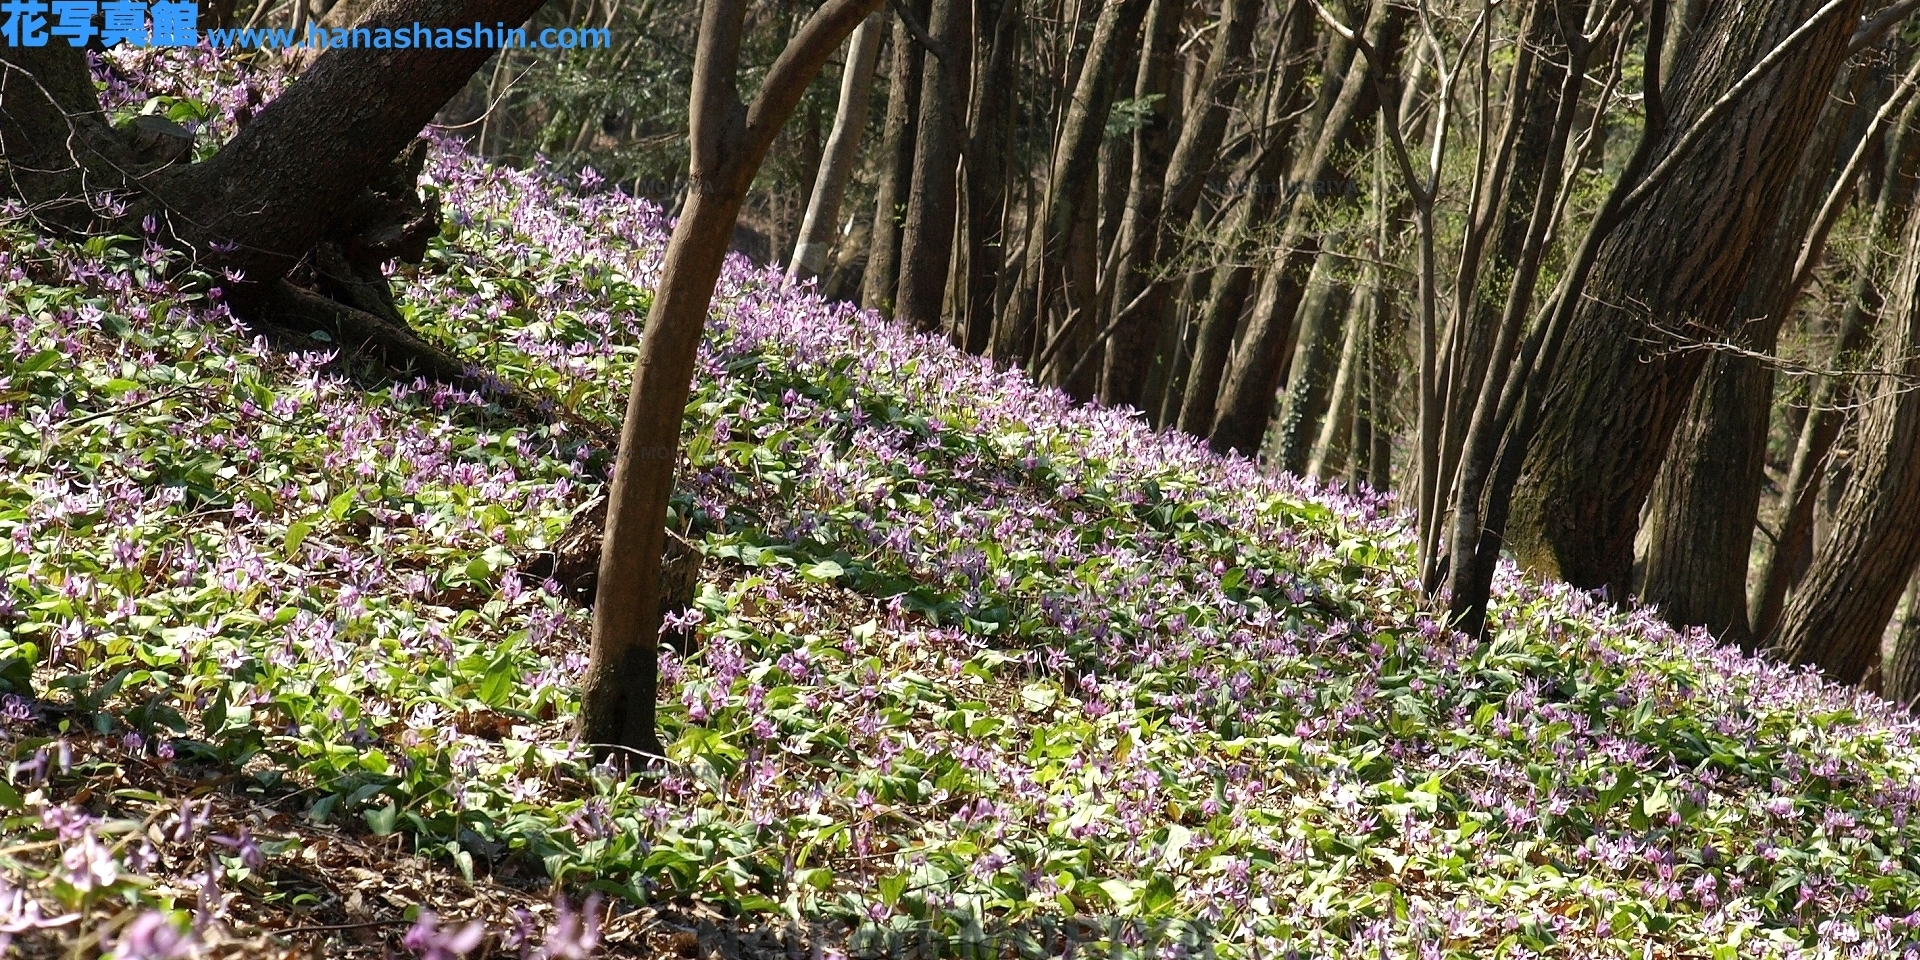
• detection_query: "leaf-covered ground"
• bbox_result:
[2,50,1920,960]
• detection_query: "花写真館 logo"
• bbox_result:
[0,0,611,47]
[2,0,200,47]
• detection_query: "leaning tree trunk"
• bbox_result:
[1177,4,1355,440]
[1638,60,1865,646]
[1122,0,1271,417]
[1752,79,1920,639]
[991,0,1153,367]
[1769,184,1920,684]
[1436,0,1589,528]
[894,0,972,332]
[579,0,884,759]
[1205,0,1400,456]
[788,12,886,283]
[1503,0,1863,598]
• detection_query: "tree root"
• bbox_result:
[248,279,612,444]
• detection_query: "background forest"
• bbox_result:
[444,0,1920,694]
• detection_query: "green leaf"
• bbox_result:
[285,520,311,556]
[365,802,399,836]
[801,560,844,582]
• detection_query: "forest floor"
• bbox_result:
[2,49,1920,960]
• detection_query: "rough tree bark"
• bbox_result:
[894,0,971,331]
[578,0,884,759]
[1638,61,1866,646]
[1503,0,1862,598]
[1888,565,1920,705]
[1752,77,1920,639]
[788,12,886,283]
[1770,185,1920,683]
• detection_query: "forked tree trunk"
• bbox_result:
[579,0,884,759]
[788,12,886,283]
[1503,0,1862,597]
[1770,187,1920,684]
[1639,62,1865,646]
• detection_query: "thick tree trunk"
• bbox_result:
[862,1,928,315]
[1176,5,1343,439]
[3,0,546,287]
[1639,62,1865,646]
[1887,565,1920,705]
[579,0,883,759]
[1504,0,1862,597]
[1770,191,1920,684]
[788,12,886,283]
[894,0,971,332]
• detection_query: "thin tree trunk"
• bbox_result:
[1097,0,1186,406]
[788,12,886,282]
[1206,0,1401,456]
[1434,0,1589,560]
[862,1,928,314]
[961,0,1018,354]
[1270,247,1351,472]
[992,0,1153,366]
[895,0,972,331]
[580,0,883,758]
[1310,289,1365,480]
